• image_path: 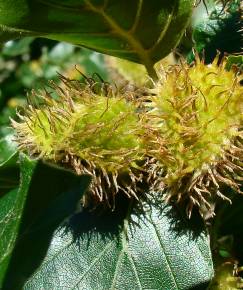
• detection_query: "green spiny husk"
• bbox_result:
[12,75,146,207]
[12,56,243,218]
[144,54,243,217]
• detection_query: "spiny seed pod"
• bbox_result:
[144,55,243,218]
[12,75,145,207]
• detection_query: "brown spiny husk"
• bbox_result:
[12,74,146,209]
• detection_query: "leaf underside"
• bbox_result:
[0,0,193,70]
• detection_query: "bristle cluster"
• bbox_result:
[144,55,242,217]
[12,75,145,207]
[12,56,243,217]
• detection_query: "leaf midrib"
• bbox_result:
[150,217,179,290]
[1,0,181,79]
[83,0,156,78]
[71,241,115,289]
[110,209,142,290]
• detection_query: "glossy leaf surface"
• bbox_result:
[0,155,36,287]
[0,0,194,75]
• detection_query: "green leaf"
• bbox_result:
[0,188,19,285]
[0,0,194,76]
[0,166,20,196]
[0,154,36,287]
[2,161,91,290]
[0,133,19,194]
[0,133,18,168]
[24,198,214,290]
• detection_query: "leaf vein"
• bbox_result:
[147,3,176,53]
[83,0,156,78]
[110,248,125,290]
[126,251,143,290]
[71,241,115,289]
[24,239,74,284]
[150,218,179,290]
[129,0,143,33]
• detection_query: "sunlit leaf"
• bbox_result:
[24,198,214,290]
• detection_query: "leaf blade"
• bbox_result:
[0,154,36,287]
[0,0,194,69]
[2,161,91,290]
[0,133,18,169]
[24,200,214,290]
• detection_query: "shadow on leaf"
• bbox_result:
[65,191,206,248]
[2,161,90,290]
